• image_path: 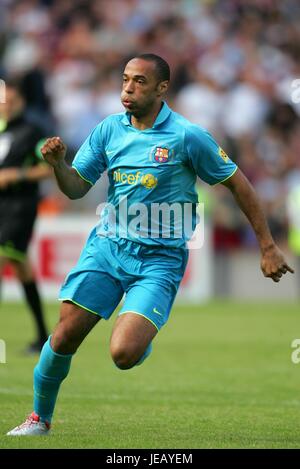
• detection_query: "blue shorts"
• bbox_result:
[59,229,189,331]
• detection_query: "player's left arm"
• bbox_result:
[222,168,294,282]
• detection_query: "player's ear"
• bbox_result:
[157,81,169,96]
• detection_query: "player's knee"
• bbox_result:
[51,322,79,355]
[110,344,137,370]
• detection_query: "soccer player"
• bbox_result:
[0,79,51,353]
[7,54,294,435]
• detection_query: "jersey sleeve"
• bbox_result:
[72,124,107,186]
[185,125,237,185]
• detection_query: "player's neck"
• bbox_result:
[131,101,163,130]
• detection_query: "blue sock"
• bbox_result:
[135,342,153,366]
[33,336,73,423]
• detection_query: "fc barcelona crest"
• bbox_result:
[155,147,169,163]
[218,147,229,163]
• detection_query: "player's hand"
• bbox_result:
[41,137,67,168]
[261,244,294,282]
[0,168,22,189]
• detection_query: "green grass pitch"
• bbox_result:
[0,300,299,449]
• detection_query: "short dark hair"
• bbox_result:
[133,53,170,82]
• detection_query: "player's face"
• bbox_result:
[0,87,25,122]
[121,59,168,117]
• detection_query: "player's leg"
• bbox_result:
[33,300,100,422]
[110,246,189,370]
[11,257,48,351]
[110,312,157,369]
[7,235,125,435]
[50,300,101,353]
[7,301,100,436]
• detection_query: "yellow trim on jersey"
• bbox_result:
[212,166,238,186]
[72,166,94,186]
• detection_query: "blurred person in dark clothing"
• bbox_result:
[0,79,52,353]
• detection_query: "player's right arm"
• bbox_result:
[41,137,91,199]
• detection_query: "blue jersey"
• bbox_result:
[72,102,237,247]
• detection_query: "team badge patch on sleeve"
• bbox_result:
[218,147,229,163]
[155,147,169,163]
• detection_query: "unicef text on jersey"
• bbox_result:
[95,197,205,250]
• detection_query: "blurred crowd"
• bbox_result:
[1,0,300,250]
